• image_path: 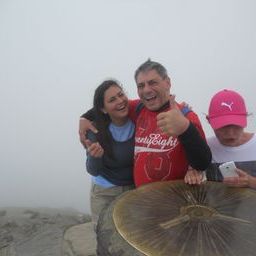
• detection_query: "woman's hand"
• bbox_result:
[79,118,98,148]
[85,139,104,158]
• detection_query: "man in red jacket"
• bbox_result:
[127,59,211,186]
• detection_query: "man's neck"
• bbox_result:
[154,101,170,112]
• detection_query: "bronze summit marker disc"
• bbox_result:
[113,180,256,256]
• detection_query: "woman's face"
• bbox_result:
[102,85,129,125]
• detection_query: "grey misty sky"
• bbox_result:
[0,0,255,213]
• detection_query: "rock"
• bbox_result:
[0,243,17,256]
[0,207,90,256]
[62,222,96,256]
[97,201,144,256]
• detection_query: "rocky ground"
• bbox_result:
[0,207,96,256]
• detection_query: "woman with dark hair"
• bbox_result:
[84,79,136,230]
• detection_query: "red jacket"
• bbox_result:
[128,100,206,187]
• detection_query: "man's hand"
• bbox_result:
[85,139,104,158]
[184,169,206,185]
[79,118,98,148]
[180,101,192,110]
[223,169,250,187]
[157,95,190,137]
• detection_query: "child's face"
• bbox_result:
[214,125,244,147]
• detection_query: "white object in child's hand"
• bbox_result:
[219,161,238,178]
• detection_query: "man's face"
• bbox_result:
[214,125,245,146]
[136,69,171,111]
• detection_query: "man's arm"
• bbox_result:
[81,108,95,121]
[178,122,212,170]
[184,169,206,185]
[157,96,212,170]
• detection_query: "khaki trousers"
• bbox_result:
[90,183,134,231]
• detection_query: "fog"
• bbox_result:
[1,0,255,213]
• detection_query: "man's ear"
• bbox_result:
[165,76,171,90]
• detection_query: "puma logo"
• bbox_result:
[221,102,233,111]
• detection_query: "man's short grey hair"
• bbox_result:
[134,59,169,81]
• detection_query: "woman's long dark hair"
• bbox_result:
[93,79,123,159]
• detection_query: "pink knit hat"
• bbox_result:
[207,89,247,129]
